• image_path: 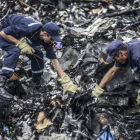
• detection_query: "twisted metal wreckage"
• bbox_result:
[0,0,140,139]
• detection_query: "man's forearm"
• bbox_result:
[51,59,64,78]
[99,70,115,89]
[0,31,19,45]
[99,66,121,89]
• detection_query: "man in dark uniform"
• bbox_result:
[92,39,140,105]
[0,14,79,100]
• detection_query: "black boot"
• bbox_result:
[31,77,41,89]
[0,75,13,100]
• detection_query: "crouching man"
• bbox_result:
[0,14,79,100]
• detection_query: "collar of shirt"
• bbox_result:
[29,27,42,42]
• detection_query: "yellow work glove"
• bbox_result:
[58,74,80,94]
[136,89,140,105]
[92,85,104,98]
[16,37,35,55]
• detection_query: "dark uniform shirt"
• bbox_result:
[115,38,140,73]
[1,14,56,59]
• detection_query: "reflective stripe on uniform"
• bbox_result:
[28,23,41,27]
[2,67,14,72]
[32,69,44,73]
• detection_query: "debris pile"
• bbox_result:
[0,0,140,140]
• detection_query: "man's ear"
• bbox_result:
[119,50,125,54]
[42,31,47,34]
[119,50,127,57]
[120,50,127,55]
[119,50,122,53]
[116,50,121,56]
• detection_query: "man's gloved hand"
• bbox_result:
[16,37,35,55]
[92,85,104,98]
[58,73,80,94]
[136,89,140,105]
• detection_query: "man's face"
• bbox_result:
[40,31,54,43]
[113,51,128,64]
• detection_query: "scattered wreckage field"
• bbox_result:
[0,0,140,140]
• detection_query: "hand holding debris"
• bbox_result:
[16,37,35,55]
[92,85,104,98]
[58,73,80,94]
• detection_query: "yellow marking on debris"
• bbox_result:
[34,111,52,130]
